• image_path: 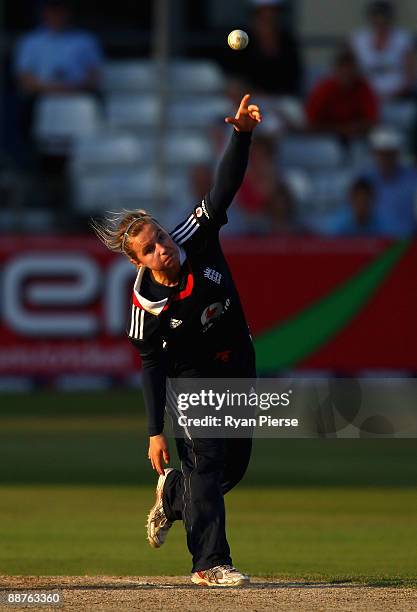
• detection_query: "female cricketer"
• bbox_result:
[94,94,262,587]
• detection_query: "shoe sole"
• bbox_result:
[147,469,173,549]
[191,576,249,587]
[146,506,161,549]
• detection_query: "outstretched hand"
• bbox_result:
[225,94,262,132]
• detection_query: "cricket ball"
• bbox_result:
[228,30,249,51]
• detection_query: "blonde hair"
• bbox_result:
[91,209,157,262]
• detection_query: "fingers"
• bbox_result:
[149,450,164,475]
[248,104,262,120]
[239,93,251,111]
[225,117,239,127]
[231,94,262,121]
[148,451,156,472]
[249,112,262,123]
[148,440,169,475]
[154,455,164,476]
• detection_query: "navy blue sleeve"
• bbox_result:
[141,357,167,437]
[127,305,167,436]
[170,130,252,248]
[206,129,252,225]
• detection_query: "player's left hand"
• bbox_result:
[148,433,170,476]
[225,93,262,132]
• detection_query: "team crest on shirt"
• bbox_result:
[203,267,222,285]
[201,299,231,332]
[170,318,183,329]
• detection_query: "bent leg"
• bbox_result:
[163,436,232,572]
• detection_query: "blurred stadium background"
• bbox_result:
[0,0,417,579]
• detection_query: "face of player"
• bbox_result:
[129,222,180,272]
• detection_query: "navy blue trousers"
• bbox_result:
[162,436,252,572]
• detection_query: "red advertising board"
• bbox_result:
[0,235,416,381]
[0,236,137,380]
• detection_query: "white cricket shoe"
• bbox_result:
[191,565,250,587]
[146,467,174,548]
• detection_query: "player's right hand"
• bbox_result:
[148,434,170,476]
[225,93,262,132]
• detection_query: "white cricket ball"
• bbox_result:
[228,29,249,51]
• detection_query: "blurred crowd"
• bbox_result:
[2,0,417,238]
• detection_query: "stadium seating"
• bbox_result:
[102,59,225,94]
[102,60,158,93]
[72,166,188,214]
[381,101,417,132]
[106,93,229,131]
[106,94,159,130]
[70,132,152,175]
[284,166,354,216]
[253,96,306,135]
[169,60,225,93]
[59,60,369,230]
[170,96,230,128]
[310,167,354,212]
[279,135,345,170]
[282,168,314,206]
[33,94,102,155]
[164,132,213,165]
[72,130,211,167]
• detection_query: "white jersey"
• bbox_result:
[351,27,413,98]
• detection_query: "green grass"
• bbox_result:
[1,391,417,487]
[0,485,417,580]
[0,391,416,579]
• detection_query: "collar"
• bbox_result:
[133,246,186,315]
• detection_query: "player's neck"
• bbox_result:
[151,266,180,287]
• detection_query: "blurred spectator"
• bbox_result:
[237,134,276,217]
[306,47,379,143]
[234,136,304,234]
[14,0,103,140]
[189,164,213,203]
[229,0,302,96]
[321,178,380,236]
[267,181,303,234]
[363,126,417,237]
[162,163,214,231]
[15,0,102,96]
[351,1,416,100]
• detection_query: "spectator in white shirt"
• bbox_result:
[14,0,103,143]
[363,126,417,237]
[351,0,416,100]
[14,0,103,97]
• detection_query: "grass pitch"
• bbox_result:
[0,391,416,582]
[1,485,417,582]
